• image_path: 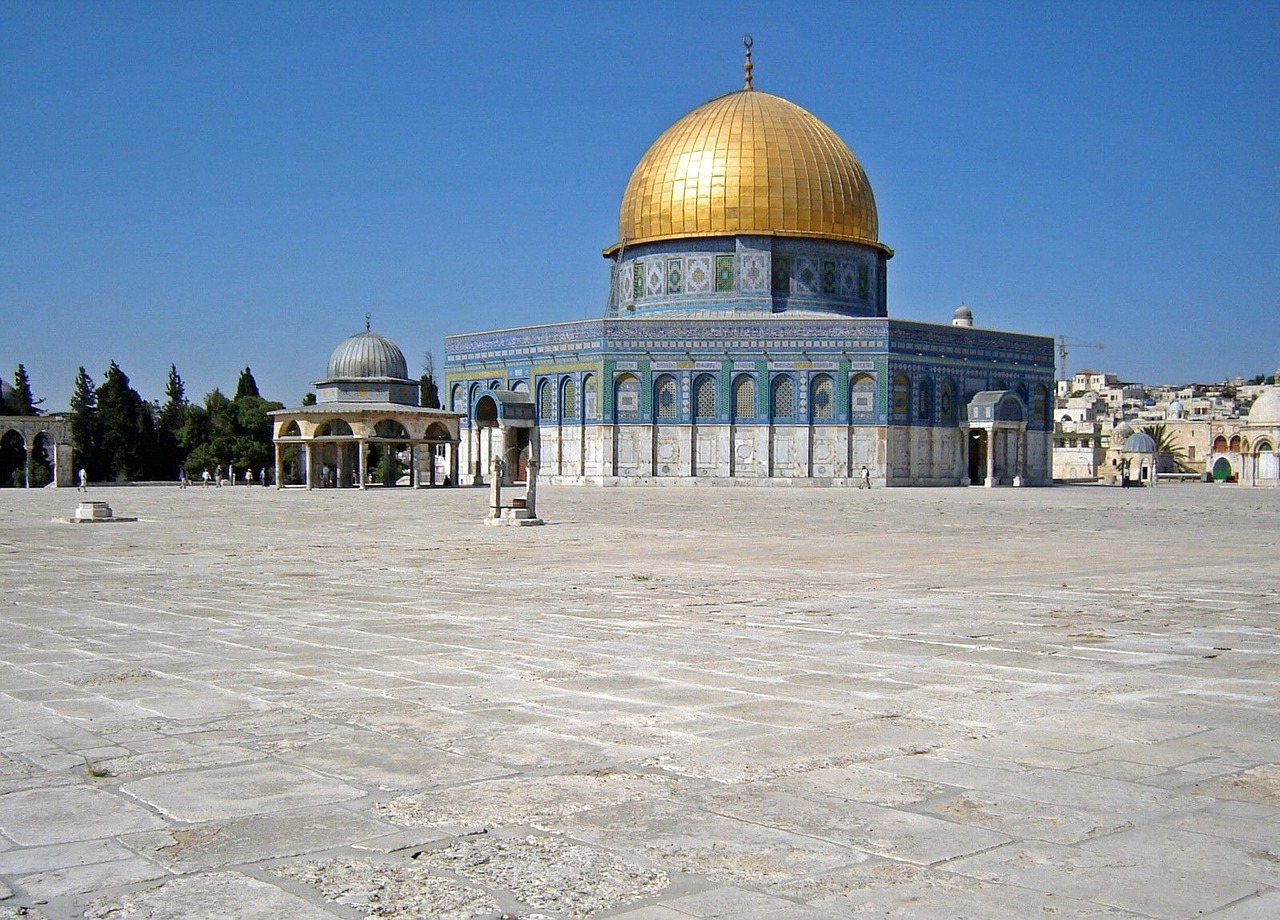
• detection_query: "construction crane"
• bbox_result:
[1057,336,1105,383]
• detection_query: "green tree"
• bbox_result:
[12,365,38,416]
[419,352,441,408]
[181,384,282,480]
[96,362,157,481]
[234,367,260,400]
[156,364,189,479]
[1139,423,1192,473]
[301,391,317,406]
[68,367,102,478]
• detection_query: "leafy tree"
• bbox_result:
[12,365,38,416]
[181,384,282,479]
[96,362,157,481]
[1139,423,1192,473]
[419,352,441,408]
[234,367,260,400]
[68,367,102,478]
[302,392,317,406]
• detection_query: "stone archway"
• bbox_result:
[0,417,73,487]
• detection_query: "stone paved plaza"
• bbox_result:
[0,483,1277,919]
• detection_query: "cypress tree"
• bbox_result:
[419,352,441,408]
[12,365,37,416]
[96,362,156,481]
[156,364,189,479]
[68,367,101,478]
[234,367,260,400]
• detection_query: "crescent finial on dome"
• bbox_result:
[743,34,754,90]
[365,312,371,332]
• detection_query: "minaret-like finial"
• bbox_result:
[743,34,754,90]
[365,312,371,332]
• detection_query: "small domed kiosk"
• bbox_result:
[270,320,463,489]
[1120,430,1158,487]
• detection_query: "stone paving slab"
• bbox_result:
[0,483,1277,918]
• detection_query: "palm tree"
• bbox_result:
[1140,423,1191,473]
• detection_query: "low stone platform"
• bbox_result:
[65,501,137,524]
[0,484,1277,918]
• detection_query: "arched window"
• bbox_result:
[939,379,956,424]
[1257,440,1275,454]
[811,375,834,421]
[654,375,678,420]
[582,374,597,419]
[488,379,501,390]
[1212,435,1228,452]
[732,375,756,422]
[917,378,933,422]
[771,376,796,421]
[450,384,465,413]
[1032,385,1049,425]
[315,419,353,437]
[891,374,910,421]
[1229,435,1242,452]
[511,380,529,394]
[693,374,717,422]
[615,373,641,420]
[538,380,554,421]
[850,373,876,416]
[280,421,301,438]
[468,382,481,411]
[561,378,577,420]
[374,419,409,439]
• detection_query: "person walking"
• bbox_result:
[215,464,223,487]
[202,468,211,487]
[859,465,871,489]
[77,468,87,492]
[178,469,187,489]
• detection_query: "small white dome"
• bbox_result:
[326,329,409,380]
[1248,388,1280,425]
[1123,431,1157,453]
[952,303,973,327]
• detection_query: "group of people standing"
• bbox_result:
[192,465,271,488]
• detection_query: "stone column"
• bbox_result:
[525,456,539,518]
[489,456,502,518]
[336,444,347,489]
[985,428,996,487]
[450,440,460,486]
[304,443,314,490]
[357,440,367,489]
[1013,426,1025,487]
[274,442,283,489]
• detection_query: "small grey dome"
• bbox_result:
[1248,388,1280,424]
[1167,399,1184,415]
[1123,431,1157,453]
[326,330,409,380]
[952,303,973,327]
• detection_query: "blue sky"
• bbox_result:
[3,1,1278,411]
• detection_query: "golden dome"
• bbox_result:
[610,88,887,255]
